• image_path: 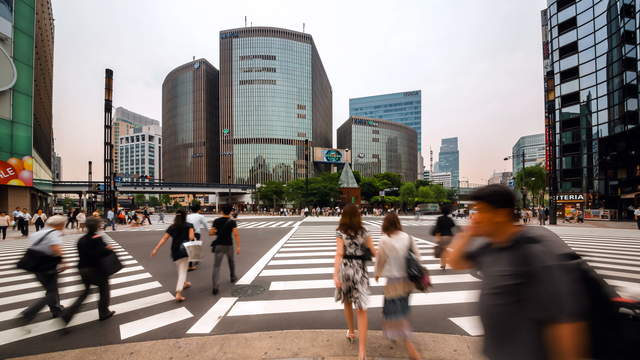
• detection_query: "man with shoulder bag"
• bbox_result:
[17,215,67,325]
[209,205,240,295]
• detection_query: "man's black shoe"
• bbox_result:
[212,288,219,295]
[99,310,116,321]
[51,305,65,318]
[230,277,238,283]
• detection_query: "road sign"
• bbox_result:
[52,206,63,214]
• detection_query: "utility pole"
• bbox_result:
[521,148,526,209]
[103,69,115,215]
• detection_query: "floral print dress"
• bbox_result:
[334,229,370,310]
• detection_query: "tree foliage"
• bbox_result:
[514,165,547,207]
[148,196,161,207]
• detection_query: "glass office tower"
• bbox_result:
[512,133,546,171]
[542,0,640,217]
[219,27,332,185]
[349,90,422,153]
[438,137,459,188]
[337,116,417,181]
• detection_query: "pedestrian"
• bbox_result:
[142,207,152,225]
[544,207,550,224]
[635,206,640,230]
[32,209,47,232]
[577,209,584,223]
[431,205,457,270]
[447,185,588,360]
[12,206,21,231]
[0,210,10,240]
[151,209,194,302]
[414,205,420,221]
[105,208,116,231]
[72,208,80,228]
[334,204,376,360]
[538,206,546,225]
[186,204,209,271]
[77,210,87,232]
[158,209,165,224]
[20,208,31,236]
[374,213,422,360]
[18,215,67,325]
[61,217,115,325]
[210,205,240,295]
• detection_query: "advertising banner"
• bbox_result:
[0,156,34,187]
[313,148,351,164]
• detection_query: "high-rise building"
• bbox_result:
[113,107,160,174]
[542,1,640,216]
[0,0,54,211]
[337,116,417,181]
[349,90,422,152]
[219,27,332,184]
[438,137,459,188]
[52,152,62,181]
[430,172,452,188]
[118,125,162,182]
[512,133,546,172]
[162,58,219,183]
[488,171,513,186]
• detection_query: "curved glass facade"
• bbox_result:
[337,117,417,181]
[543,0,640,211]
[220,27,332,185]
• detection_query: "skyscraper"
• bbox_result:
[162,58,219,183]
[0,0,54,211]
[349,90,422,152]
[219,27,332,184]
[118,125,162,182]
[542,1,640,217]
[113,107,160,176]
[512,134,546,172]
[438,137,459,188]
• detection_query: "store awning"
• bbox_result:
[621,192,640,199]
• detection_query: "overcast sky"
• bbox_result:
[52,0,547,183]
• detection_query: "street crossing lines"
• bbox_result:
[119,307,193,340]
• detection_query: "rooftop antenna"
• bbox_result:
[303,23,305,33]
[429,147,433,172]
[245,16,247,27]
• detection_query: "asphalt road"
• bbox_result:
[1,215,639,358]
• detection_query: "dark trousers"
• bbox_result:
[142,215,152,225]
[105,219,115,231]
[19,219,28,236]
[12,217,18,230]
[212,245,236,290]
[637,218,640,230]
[0,226,7,240]
[64,268,111,321]
[35,221,44,232]
[22,270,63,321]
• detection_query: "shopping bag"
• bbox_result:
[183,241,203,262]
[99,250,123,276]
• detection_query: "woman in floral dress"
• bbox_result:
[333,204,376,360]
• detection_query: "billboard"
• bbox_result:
[0,156,33,187]
[313,148,351,164]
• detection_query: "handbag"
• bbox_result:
[406,236,431,292]
[99,250,123,276]
[17,230,61,272]
[183,240,203,262]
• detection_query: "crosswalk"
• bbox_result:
[0,234,193,347]
[104,219,301,232]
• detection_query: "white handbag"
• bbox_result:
[183,241,203,262]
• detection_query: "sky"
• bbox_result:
[52,0,548,183]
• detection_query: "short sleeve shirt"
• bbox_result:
[166,223,194,261]
[29,228,63,256]
[464,227,587,360]
[212,217,237,246]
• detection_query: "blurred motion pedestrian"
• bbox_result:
[0,210,10,240]
[77,210,86,232]
[142,207,152,225]
[375,213,422,360]
[186,204,208,271]
[431,205,457,270]
[635,206,640,230]
[334,204,376,360]
[12,206,21,231]
[105,208,116,231]
[20,208,31,236]
[18,215,67,324]
[151,209,194,302]
[61,217,115,325]
[447,185,588,360]
[210,205,240,295]
[32,209,47,232]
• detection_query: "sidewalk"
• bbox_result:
[9,330,486,360]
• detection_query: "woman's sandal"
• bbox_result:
[183,281,192,289]
[346,330,356,343]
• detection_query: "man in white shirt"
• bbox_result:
[106,208,116,231]
[187,204,209,271]
[12,207,22,231]
[635,207,640,230]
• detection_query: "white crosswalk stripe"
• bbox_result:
[0,233,189,347]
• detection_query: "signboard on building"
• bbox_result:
[313,148,351,164]
[554,193,586,203]
[0,157,33,187]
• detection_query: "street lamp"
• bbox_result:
[504,148,527,208]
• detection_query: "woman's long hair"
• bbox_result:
[173,209,187,228]
[382,212,402,236]
[337,204,364,238]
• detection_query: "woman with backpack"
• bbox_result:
[333,204,376,360]
[374,213,422,360]
[151,209,194,302]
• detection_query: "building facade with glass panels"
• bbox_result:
[542,0,640,217]
[438,137,459,188]
[512,133,546,171]
[349,91,422,153]
[337,116,417,181]
[219,27,332,185]
[113,107,159,174]
[162,58,219,183]
[118,125,162,182]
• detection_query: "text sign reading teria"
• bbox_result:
[554,193,586,203]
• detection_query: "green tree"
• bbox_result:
[148,196,161,207]
[515,165,547,207]
[415,179,431,188]
[399,182,417,209]
[190,198,201,208]
[359,177,380,202]
[373,172,402,190]
[62,197,75,211]
[172,200,181,210]
[416,186,435,203]
[257,181,286,208]
[160,194,171,207]
[431,184,449,203]
[134,194,147,207]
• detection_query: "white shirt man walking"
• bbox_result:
[186,204,209,271]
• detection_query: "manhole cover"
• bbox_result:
[231,284,266,297]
